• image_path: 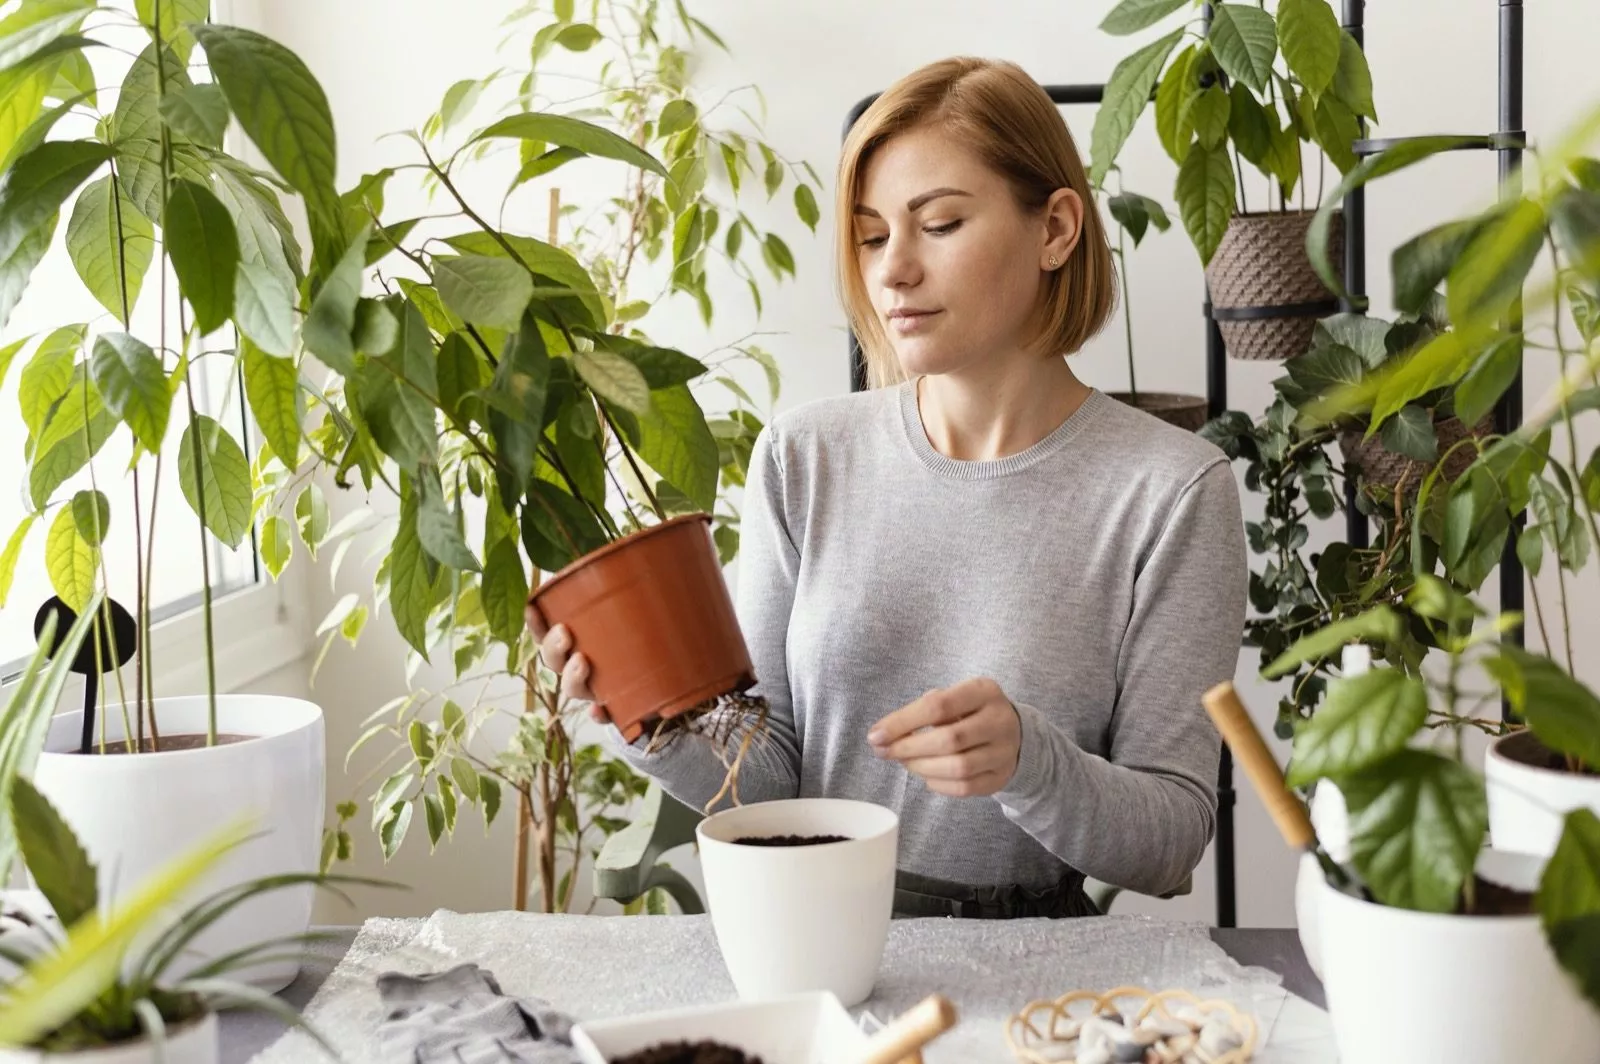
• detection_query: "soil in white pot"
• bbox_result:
[612,1043,763,1064]
[69,734,253,754]
[731,835,848,847]
[1497,729,1599,776]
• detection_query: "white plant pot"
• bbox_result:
[1293,779,1350,980]
[1487,730,1600,857]
[696,798,897,1008]
[1318,853,1600,1064]
[32,696,324,993]
[0,1012,217,1064]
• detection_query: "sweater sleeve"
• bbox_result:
[991,460,1247,897]
[604,425,803,812]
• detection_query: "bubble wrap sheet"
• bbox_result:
[250,910,1307,1063]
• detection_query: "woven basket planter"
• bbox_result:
[1207,210,1343,362]
[1339,415,1491,496]
[1107,391,1209,433]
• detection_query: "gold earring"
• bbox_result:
[1047,255,1060,269]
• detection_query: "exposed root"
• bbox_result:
[640,691,770,812]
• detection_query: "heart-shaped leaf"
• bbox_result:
[1286,668,1429,786]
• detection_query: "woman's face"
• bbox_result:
[853,125,1074,380]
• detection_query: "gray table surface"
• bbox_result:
[226,926,1321,1062]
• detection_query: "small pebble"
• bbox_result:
[1078,1018,1116,1053]
[1197,1015,1244,1057]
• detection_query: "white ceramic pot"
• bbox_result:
[696,798,897,1007]
[1487,730,1600,857]
[1293,779,1350,980]
[1318,852,1600,1064]
[0,1012,217,1064]
[32,696,324,992]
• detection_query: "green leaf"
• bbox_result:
[1262,605,1402,679]
[20,332,82,440]
[1312,95,1360,175]
[391,475,441,659]
[481,538,528,647]
[302,227,369,375]
[1489,648,1600,767]
[45,503,96,611]
[436,332,485,425]
[0,513,36,606]
[1454,334,1521,428]
[192,24,342,241]
[89,332,168,452]
[0,139,110,329]
[65,175,153,322]
[295,484,327,556]
[1176,141,1235,264]
[473,112,667,176]
[212,160,301,291]
[178,414,253,549]
[242,338,301,469]
[379,801,413,861]
[555,22,602,51]
[1266,108,1303,199]
[1227,84,1274,169]
[1154,44,1197,165]
[1341,749,1487,912]
[1392,213,1494,317]
[480,776,501,829]
[672,203,703,267]
[164,178,239,335]
[658,97,697,137]
[1365,327,1478,429]
[0,62,52,176]
[10,775,95,930]
[234,260,295,357]
[1538,809,1600,951]
[1378,404,1438,464]
[441,230,604,331]
[1099,0,1189,35]
[637,383,718,512]
[793,182,819,232]
[158,83,229,148]
[521,479,607,573]
[354,298,438,471]
[133,0,207,61]
[354,296,398,356]
[486,313,550,501]
[1552,186,1600,288]
[69,489,108,547]
[1278,0,1341,99]
[576,349,650,415]
[1286,669,1429,786]
[1188,84,1231,151]
[1210,4,1278,94]
[261,513,292,579]
[28,368,115,509]
[1107,191,1169,247]
[437,78,483,132]
[417,466,479,572]
[0,1,91,72]
[1090,28,1183,184]
[1332,31,1376,120]
[1447,198,1545,330]
[434,254,534,331]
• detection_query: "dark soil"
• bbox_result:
[72,734,253,754]
[611,1040,763,1064]
[731,834,849,847]
[1461,874,1536,917]
[1497,730,1598,777]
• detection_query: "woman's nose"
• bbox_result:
[878,231,922,289]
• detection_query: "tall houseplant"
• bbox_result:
[311,0,820,914]
[1,1,340,990]
[1091,0,1374,360]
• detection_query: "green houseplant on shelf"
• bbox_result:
[1253,111,1600,1064]
[1091,0,1375,360]
[306,0,820,914]
[0,2,335,991]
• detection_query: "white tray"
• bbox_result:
[570,991,870,1063]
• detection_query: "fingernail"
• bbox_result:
[867,728,884,746]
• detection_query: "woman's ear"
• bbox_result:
[1041,187,1084,271]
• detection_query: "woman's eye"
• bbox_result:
[857,234,888,248]
[926,220,962,236]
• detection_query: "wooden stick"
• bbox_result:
[1201,682,1314,851]
[854,995,957,1064]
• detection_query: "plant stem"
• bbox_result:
[1527,563,1554,658]
[1117,232,1137,401]
[599,404,665,520]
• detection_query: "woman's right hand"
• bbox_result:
[525,608,609,724]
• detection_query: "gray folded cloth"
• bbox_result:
[375,963,581,1064]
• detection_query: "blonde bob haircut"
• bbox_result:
[838,57,1117,389]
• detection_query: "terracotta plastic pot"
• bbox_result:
[1106,391,1209,432]
[527,514,755,741]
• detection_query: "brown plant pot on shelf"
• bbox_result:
[1339,415,1491,497]
[1107,391,1210,432]
[1206,210,1344,362]
[526,513,756,742]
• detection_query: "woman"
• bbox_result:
[529,57,1247,919]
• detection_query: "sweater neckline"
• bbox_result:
[897,378,1108,480]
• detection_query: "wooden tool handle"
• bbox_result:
[854,994,957,1064]
[1201,682,1315,851]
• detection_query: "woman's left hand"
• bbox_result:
[867,678,1022,798]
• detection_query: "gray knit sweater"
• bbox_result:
[606,382,1248,897]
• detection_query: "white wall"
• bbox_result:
[245,0,1600,927]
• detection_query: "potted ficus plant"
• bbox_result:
[0,4,340,990]
[1097,179,1210,430]
[300,0,821,910]
[1091,0,1374,360]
